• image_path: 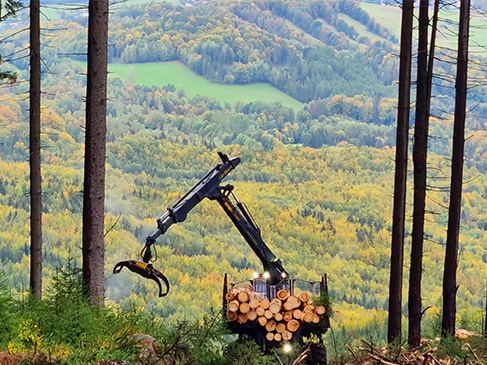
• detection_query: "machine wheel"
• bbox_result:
[306,343,327,365]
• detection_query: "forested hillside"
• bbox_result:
[1,0,487,343]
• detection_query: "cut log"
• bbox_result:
[265,319,277,332]
[256,307,265,317]
[239,302,250,314]
[291,296,302,309]
[282,330,293,341]
[228,300,240,312]
[293,309,302,320]
[269,301,281,314]
[277,289,289,301]
[284,296,301,310]
[274,333,282,342]
[312,313,321,324]
[315,305,326,315]
[283,300,293,311]
[298,291,310,303]
[249,298,260,309]
[302,312,314,323]
[266,332,274,342]
[227,311,237,322]
[274,312,283,322]
[276,323,286,334]
[260,298,270,310]
[270,298,282,306]
[303,304,315,313]
[237,291,249,303]
[225,291,235,301]
[247,310,257,321]
[237,313,248,324]
[283,311,293,322]
[264,310,273,319]
[257,316,268,326]
[287,319,300,332]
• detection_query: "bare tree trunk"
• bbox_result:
[485,286,487,338]
[82,0,109,305]
[442,0,470,338]
[408,0,429,348]
[387,0,414,345]
[406,0,440,345]
[29,0,42,300]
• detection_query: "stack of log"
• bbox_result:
[225,288,326,342]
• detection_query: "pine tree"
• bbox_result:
[29,0,42,299]
[442,0,470,337]
[82,0,109,305]
[387,0,413,344]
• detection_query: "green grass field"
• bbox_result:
[359,3,402,39]
[108,61,304,111]
[337,12,394,46]
[359,2,487,49]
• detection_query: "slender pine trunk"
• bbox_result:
[442,0,470,337]
[408,0,429,348]
[387,0,414,345]
[29,0,42,300]
[82,0,109,305]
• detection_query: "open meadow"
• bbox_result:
[108,61,304,111]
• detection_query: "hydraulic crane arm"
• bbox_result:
[144,152,241,249]
[113,153,288,296]
[213,185,287,285]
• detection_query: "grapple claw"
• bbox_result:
[113,260,170,297]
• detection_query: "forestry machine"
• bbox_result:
[113,152,329,362]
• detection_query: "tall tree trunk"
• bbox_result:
[442,0,470,337]
[408,0,429,348]
[485,286,487,338]
[387,0,414,345]
[29,0,42,300]
[82,0,109,305]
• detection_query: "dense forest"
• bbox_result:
[2,0,487,360]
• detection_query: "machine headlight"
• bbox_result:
[283,343,292,353]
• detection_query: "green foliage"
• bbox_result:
[0,262,234,363]
[224,340,308,365]
[313,291,334,318]
[0,70,17,83]
[326,319,387,363]
[2,263,139,362]
[2,0,22,19]
[224,339,274,365]
[0,272,15,347]
[18,319,41,353]
[37,259,118,354]
[436,336,470,361]
[139,311,229,365]
[0,0,21,84]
